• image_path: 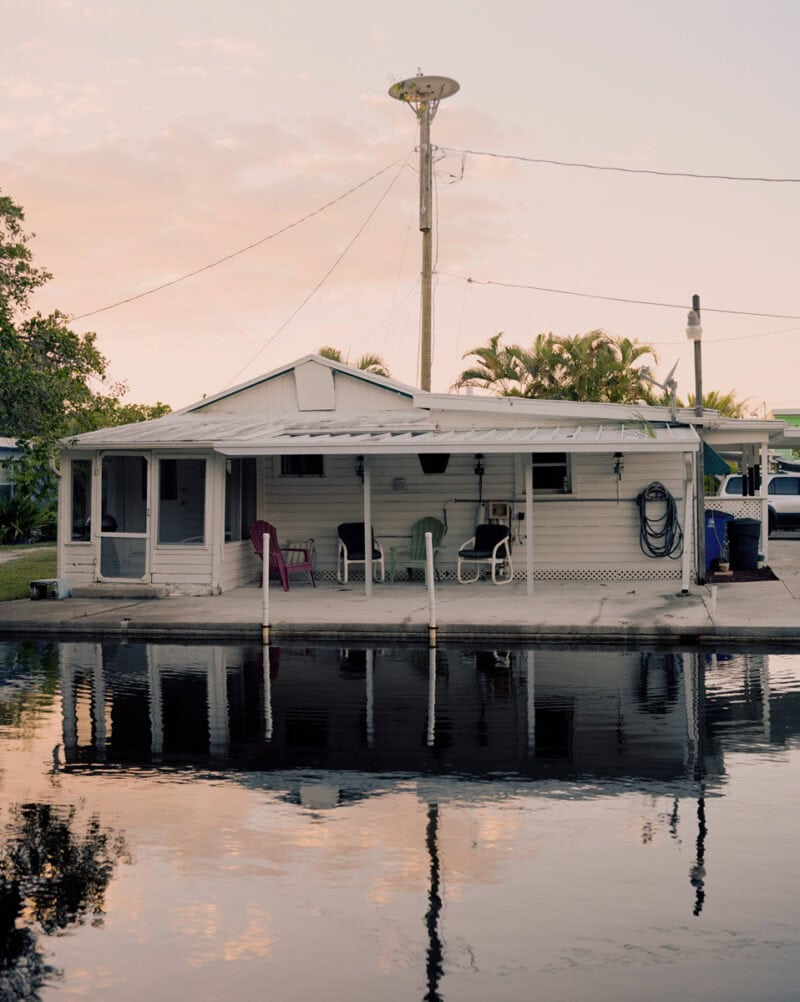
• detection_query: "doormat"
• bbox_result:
[707,566,778,584]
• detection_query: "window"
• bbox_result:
[531,453,571,494]
[770,477,800,496]
[723,476,743,495]
[70,459,92,540]
[280,455,324,477]
[158,458,206,544]
[225,458,257,541]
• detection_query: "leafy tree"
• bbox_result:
[0,192,171,523]
[452,333,528,395]
[684,389,754,418]
[318,345,391,378]
[456,330,658,403]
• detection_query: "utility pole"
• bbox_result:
[389,73,459,391]
[686,294,705,582]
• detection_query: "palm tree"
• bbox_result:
[456,330,657,403]
[684,389,753,418]
[452,333,528,395]
[317,346,391,378]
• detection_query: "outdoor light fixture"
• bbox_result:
[613,453,624,480]
[686,309,703,341]
[355,455,364,481]
[473,454,485,477]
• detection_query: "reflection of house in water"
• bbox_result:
[55,642,786,790]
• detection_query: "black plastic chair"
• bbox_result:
[337,522,385,583]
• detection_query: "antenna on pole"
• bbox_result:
[389,72,459,391]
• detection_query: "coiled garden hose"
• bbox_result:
[636,482,684,559]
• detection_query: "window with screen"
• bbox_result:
[531,453,571,494]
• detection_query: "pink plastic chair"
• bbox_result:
[249,520,316,591]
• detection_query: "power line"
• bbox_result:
[71,159,410,322]
[650,322,800,346]
[439,146,800,184]
[227,159,411,386]
[437,272,800,321]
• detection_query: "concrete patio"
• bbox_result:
[0,537,799,645]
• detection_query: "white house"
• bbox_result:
[56,354,780,596]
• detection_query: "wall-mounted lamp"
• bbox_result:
[613,453,624,480]
[355,455,364,482]
[473,453,485,478]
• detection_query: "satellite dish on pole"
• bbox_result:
[388,74,460,117]
[389,72,459,391]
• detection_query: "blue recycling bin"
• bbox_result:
[705,510,735,570]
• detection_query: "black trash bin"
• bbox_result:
[727,518,761,571]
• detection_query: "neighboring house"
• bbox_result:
[0,438,20,502]
[55,355,783,596]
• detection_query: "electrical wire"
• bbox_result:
[636,482,684,559]
[225,157,409,388]
[439,145,800,184]
[70,158,410,322]
[437,272,800,321]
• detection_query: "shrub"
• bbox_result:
[0,494,50,544]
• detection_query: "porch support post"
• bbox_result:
[363,456,373,597]
[760,439,769,566]
[681,452,694,594]
[525,456,534,597]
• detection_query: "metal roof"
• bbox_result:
[62,410,698,455]
[216,423,698,456]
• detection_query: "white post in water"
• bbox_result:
[426,531,437,647]
[262,530,270,645]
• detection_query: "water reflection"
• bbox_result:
[0,801,129,1001]
[58,644,723,785]
[1,639,797,1002]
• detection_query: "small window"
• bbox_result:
[723,476,743,495]
[280,455,324,477]
[70,459,92,541]
[158,458,206,544]
[531,453,571,494]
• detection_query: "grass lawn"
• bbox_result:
[0,545,58,601]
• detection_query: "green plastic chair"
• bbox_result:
[390,516,446,582]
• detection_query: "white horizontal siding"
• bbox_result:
[60,544,96,586]
[252,451,691,579]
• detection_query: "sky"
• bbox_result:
[3,0,800,412]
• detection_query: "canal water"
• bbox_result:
[1,640,799,1001]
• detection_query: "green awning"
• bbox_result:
[704,441,731,476]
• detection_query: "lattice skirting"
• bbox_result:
[314,565,682,583]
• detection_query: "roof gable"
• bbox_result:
[183,354,418,415]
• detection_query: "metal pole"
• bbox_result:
[681,452,693,594]
[419,101,433,391]
[692,294,706,583]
